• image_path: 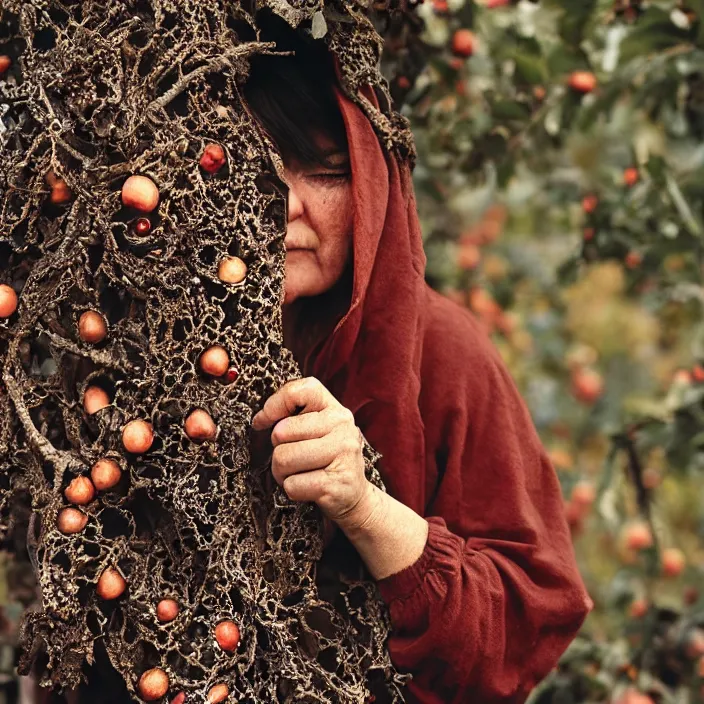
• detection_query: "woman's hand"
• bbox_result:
[251,377,376,531]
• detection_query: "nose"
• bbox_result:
[286,176,304,223]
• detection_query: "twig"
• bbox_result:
[2,371,78,482]
[42,329,141,375]
[147,41,278,112]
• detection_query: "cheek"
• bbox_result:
[316,187,353,261]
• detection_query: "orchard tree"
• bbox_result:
[377,0,704,700]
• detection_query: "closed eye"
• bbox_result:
[311,171,351,182]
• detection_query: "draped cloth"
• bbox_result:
[304,85,594,702]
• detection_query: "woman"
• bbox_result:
[241,19,593,704]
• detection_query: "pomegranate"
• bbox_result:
[64,476,96,505]
[200,144,226,173]
[214,620,240,652]
[218,256,248,284]
[122,420,154,454]
[571,481,596,510]
[199,346,230,377]
[184,409,217,443]
[83,385,110,415]
[138,668,169,701]
[207,684,229,704]
[97,568,126,600]
[57,508,88,534]
[156,599,179,623]
[78,311,107,343]
[0,284,18,318]
[91,458,122,490]
[121,175,159,212]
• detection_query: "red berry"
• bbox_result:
[0,56,11,74]
[225,367,239,384]
[200,144,226,174]
[135,217,151,235]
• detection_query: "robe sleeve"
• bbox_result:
[375,314,593,703]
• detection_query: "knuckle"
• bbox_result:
[344,435,361,455]
[270,420,288,445]
[272,445,289,471]
[332,407,353,426]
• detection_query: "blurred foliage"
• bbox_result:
[379,0,704,701]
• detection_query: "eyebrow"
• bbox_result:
[320,146,348,157]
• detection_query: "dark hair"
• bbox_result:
[243,15,348,168]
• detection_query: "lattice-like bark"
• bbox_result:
[0,1,416,701]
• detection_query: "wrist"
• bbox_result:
[335,482,386,537]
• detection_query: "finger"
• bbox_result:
[271,434,338,486]
[282,469,331,504]
[252,377,332,430]
[270,406,352,447]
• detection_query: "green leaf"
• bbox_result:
[688,0,704,47]
[546,45,587,77]
[618,9,693,62]
[557,0,598,46]
[576,80,625,130]
[491,100,532,121]
[645,155,667,183]
[514,53,548,85]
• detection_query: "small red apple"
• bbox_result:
[570,368,604,405]
[625,251,642,269]
[628,598,648,619]
[623,521,653,551]
[661,547,685,578]
[581,194,599,214]
[568,71,597,94]
[451,30,476,58]
[623,167,639,187]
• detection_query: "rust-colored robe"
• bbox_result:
[302,86,594,703]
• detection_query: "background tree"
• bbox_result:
[377,0,704,701]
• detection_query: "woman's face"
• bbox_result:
[282,134,353,306]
